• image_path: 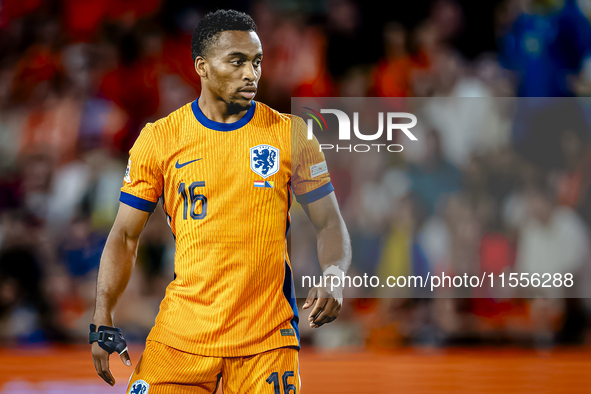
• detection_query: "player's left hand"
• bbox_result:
[303,286,342,328]
[89,324,132,386]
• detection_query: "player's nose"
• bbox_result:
[243,63,256,81]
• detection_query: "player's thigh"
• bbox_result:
[126,340,222,394]
[222,347,300,394]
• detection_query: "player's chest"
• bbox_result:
[162,131,290,194]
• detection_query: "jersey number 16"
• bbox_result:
[178,182,207,220]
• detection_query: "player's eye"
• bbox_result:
[231,59,243,66]
[254,60,262,67]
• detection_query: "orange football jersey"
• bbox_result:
[120,99,332,357]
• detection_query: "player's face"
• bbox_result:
[200,31,262,110]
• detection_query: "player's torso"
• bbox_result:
[144,102,309,355]
[156,102,292,286]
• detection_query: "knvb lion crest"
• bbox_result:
[250,144,279,178]
[130,380,149,394]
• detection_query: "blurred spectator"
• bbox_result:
[551,129,591,225]
[498,0,591,97]
[376,193,430,288]
[407,129,462,213]
[371,22,413,97]
[326,0,364,81]
[0,211,63,344]
[99,25,162,149]
[515,186,588,288]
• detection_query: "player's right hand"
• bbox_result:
[90,325,132,386]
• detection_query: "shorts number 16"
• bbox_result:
[266,371,296,394]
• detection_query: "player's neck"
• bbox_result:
[198,92,250,124]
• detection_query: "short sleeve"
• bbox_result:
[291,116,334,204]
[120,123,163,212]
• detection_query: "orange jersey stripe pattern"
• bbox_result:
[120,100,331,357]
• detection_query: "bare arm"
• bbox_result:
[91,202,151,385]
[301,192,351,274]
[300,192,351,328]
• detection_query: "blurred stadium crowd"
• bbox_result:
[2,0,591,350]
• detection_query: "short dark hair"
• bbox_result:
[191,9,257,62]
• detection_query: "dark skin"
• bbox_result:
[301,192,351,328]
[91,204,148,386]
[92,30,351,386]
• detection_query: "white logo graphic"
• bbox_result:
[250,144,280,178]
[130,379,149,394]
[307,110,418,141]
[305,109,418,153]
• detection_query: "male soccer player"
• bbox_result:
[91,9,351,393]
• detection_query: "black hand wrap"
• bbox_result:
[89,324,128,355]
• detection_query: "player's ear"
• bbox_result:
[195,57,207,79]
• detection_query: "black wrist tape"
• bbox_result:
[89,324,128,355]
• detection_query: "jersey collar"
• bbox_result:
[191,98,256,131]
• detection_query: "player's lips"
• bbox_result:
[238,86,256,99]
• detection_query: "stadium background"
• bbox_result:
[1,0,591,392]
